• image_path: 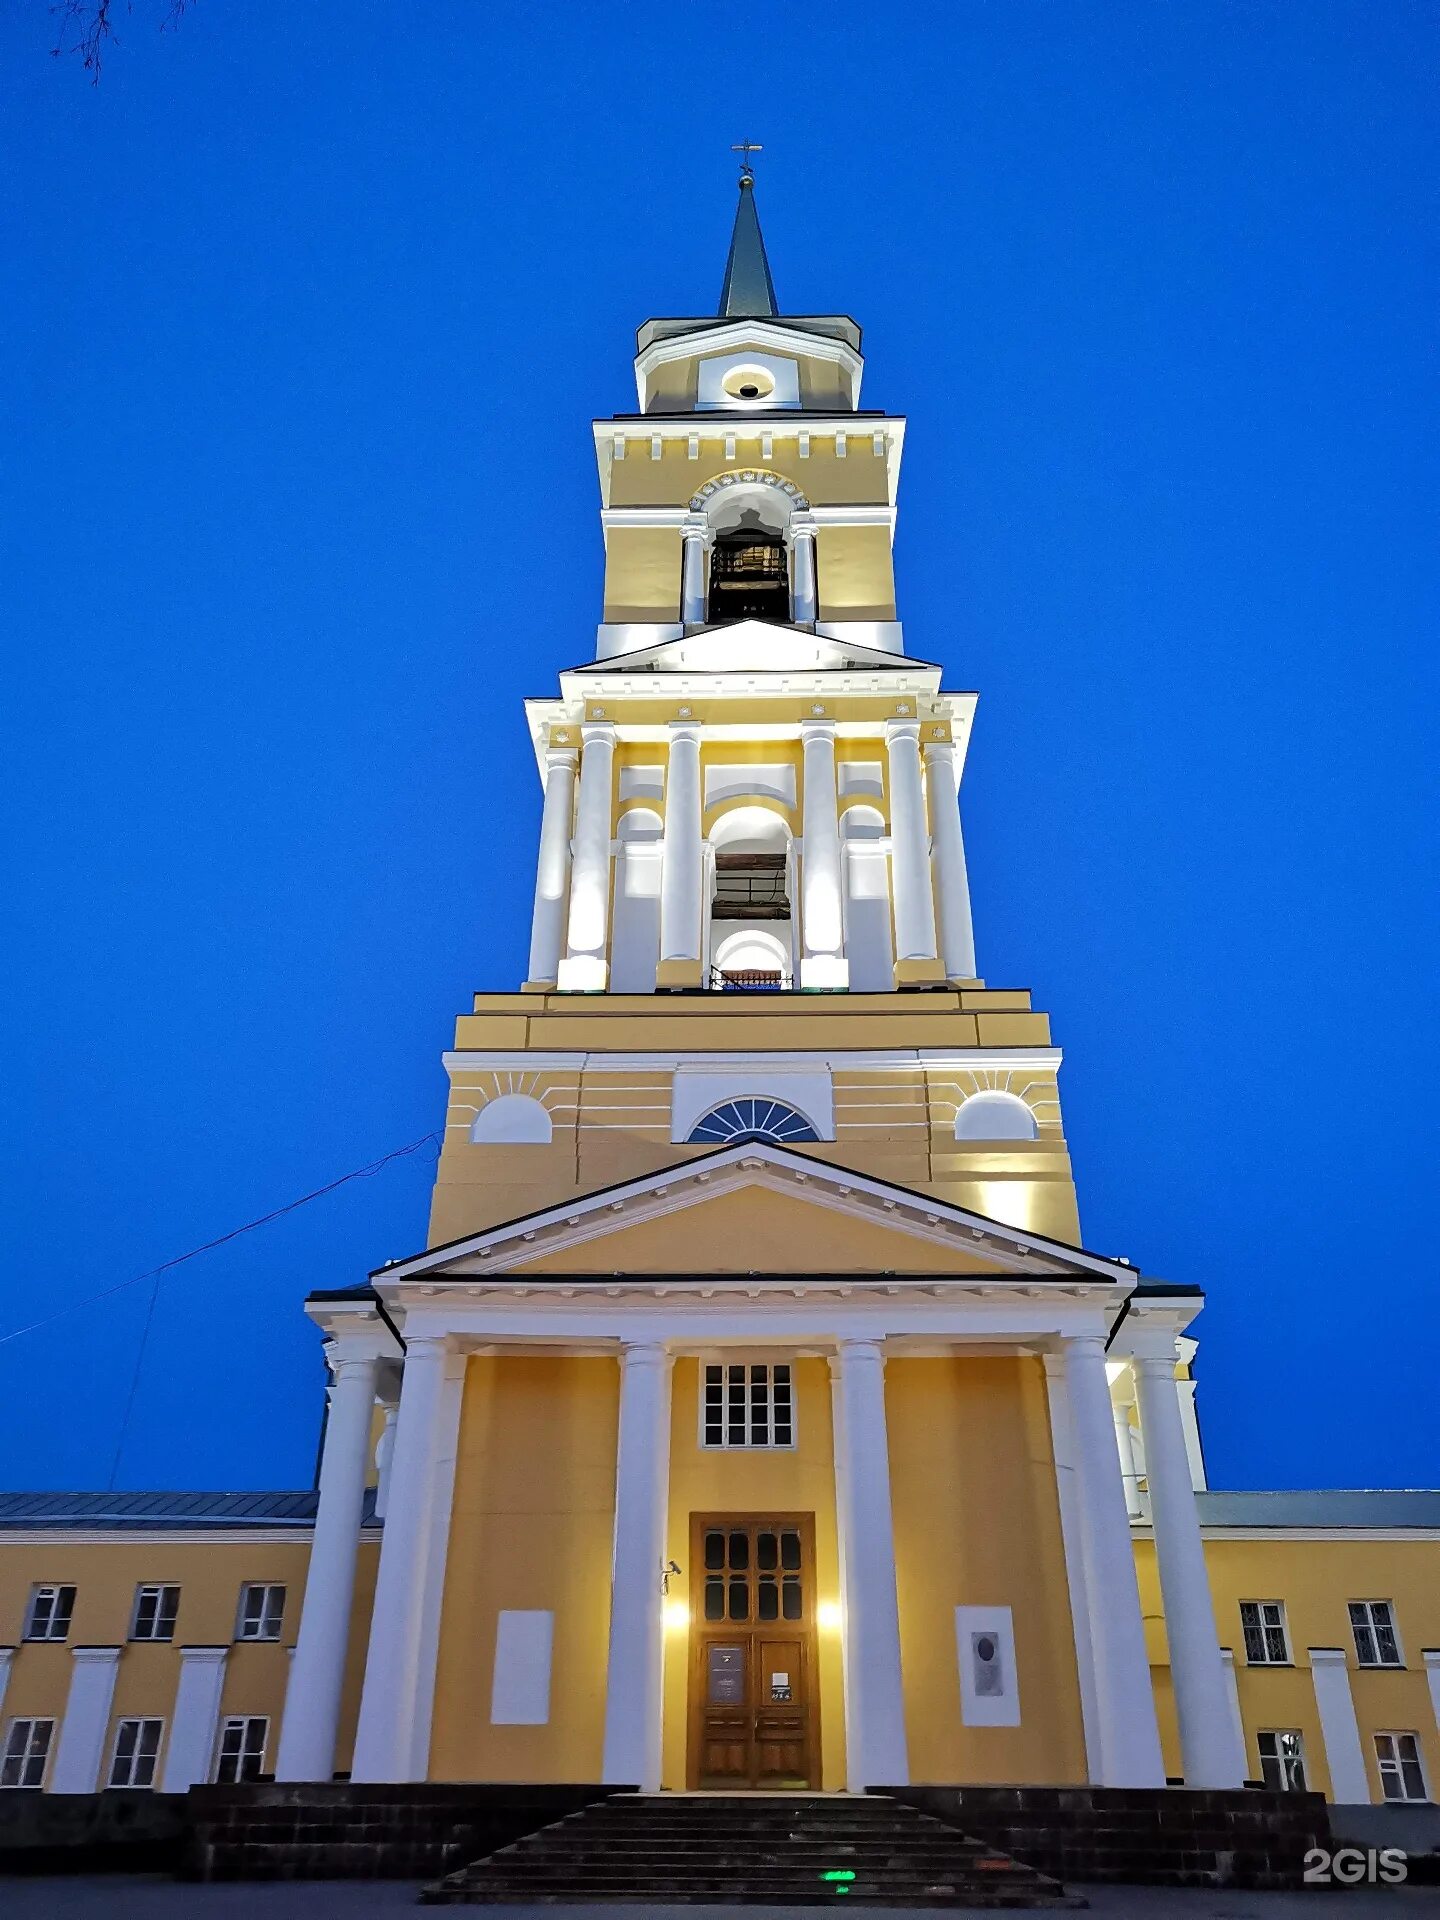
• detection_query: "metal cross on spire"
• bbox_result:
[730,139,763,183]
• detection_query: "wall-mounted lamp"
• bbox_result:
[817,1600,842,1631]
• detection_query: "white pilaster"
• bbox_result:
[1219,1648,1247,1780]
[1423,1650,1440,1751]
[601,1341,673,1791]
[558,723,617,992]
[800,720,847,989]
[350,1335,451,1782]
[1041,1354,1102,1782]
[1061,1333,1165,1786]
[884,721,939,970]
[526,745,578,987]
[1309,1647,1370,1802]
[1113,1398,1143,1518]
[275,1346,379,1782]
[406,1349,467,1779]
[923,739,977,980]
[373,1403,399,1521]
[161,1646,229,1792]
[51,1646,121,1793]
[790,520,818,623]
[1134,1347,1244,1787]
[680,520,708,625]
[829,1339,908,1789]
[658,724,703,979]
[0,1647,12,1722]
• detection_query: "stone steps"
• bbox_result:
[423,1792,1083,1907]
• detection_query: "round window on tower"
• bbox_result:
[721,364,776,402]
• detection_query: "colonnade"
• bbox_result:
[540,718,977,992]
[274,1327,1245,1793]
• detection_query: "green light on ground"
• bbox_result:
[821,1870,856,1882]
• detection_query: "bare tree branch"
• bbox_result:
[52,0,195,82]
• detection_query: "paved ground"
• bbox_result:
[3,1879,1440,1918]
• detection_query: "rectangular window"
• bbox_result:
[236,1583,285,1641]
[213,1715,268,1784]
[129,1583,180,1642]
[1257,1729,1307,1792]
[108,1717,164,1788]
[1349,1600,1403,1668]
[23,1583,76,1642]
[1239,1600,1291,1665]
[1375,1732,1428,1803]
[701,1362,794,1449]
[0,1719,54,1790]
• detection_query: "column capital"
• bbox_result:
[176,1644,230,1663]
[885,717,922,743]
[830,1337,887,1371]
[1131,1347,1181,1378]
[799,717,837,745]
[70,1645,121,1664]
[1308,1645,1351,1666]
[327,1342,384,1382]
[666,720,703,742]
[618,1339,670,1369]
[1063,1330,1110,1360]
[401,1333,452,1365]
[542,742,579,770]
[580,720,618,745]
[923,735,958,764]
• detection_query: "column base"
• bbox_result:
[893,957,947,988]
[655,958,704,991]
[800,955,849,991]
[521,979,556,994]
[556,956,608,992]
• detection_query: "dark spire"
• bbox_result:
[718,170,778,319]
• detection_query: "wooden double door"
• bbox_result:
[687,1513,819,1790]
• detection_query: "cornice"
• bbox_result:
[0,1527,384,1547]
[443,1047,1064,1076]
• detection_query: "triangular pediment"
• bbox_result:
[568,622,934,679]
[376,1142,1136,1290]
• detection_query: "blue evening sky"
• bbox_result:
[2,3,1435,1493]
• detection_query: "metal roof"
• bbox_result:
[0,1489,380,1530]
[1196,1489,1440,1530]
[718,175,778,318]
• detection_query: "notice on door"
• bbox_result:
[770,1671,792,1702]
[708,1644,745,1705]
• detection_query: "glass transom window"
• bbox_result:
[702,1362,794,1448]
[687,1099,818,1145]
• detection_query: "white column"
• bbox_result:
[1220,1648,1247,1780]
[680,519,708,625]
[373,1404,399,1521]
[1114,1398,1143,1518]
[1309,1647,1370,1802]
[275,1348,379,1782]
[601,1341,672,1791]
[1134,1347,1244,1787]
[790,520,818,623]
[800,721,846,989]
[558,723,616,992]
[829,1340,908,1789]
[526,744,578,987]
[350,1335,451,1782]
[161,1646,229,1792]
[923,739,977,981]
[1041,1354,1102,1783]
[658,724,703,985]
[1061,1333,1165,1787]
[406,1349,467,1779]
[884,721,939,974]
[51,1646,121,1793]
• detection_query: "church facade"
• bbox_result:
[3,177,1438,1812]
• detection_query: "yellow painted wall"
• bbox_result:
[0,1534,378,1781]
[603,527,682,622]
[815,525,897,621]
[1136,1535,1440,1798]
[608,441,891,510]
[887,1357,1088,1785]
[429,1355,618,1781]
[661,1357,845,1789]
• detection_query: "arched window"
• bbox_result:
[470,1094,553,1144]
[953,1091,1039,1142]
[686,1098,819,1145]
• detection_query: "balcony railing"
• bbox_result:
[710,967,789,993]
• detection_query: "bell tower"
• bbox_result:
[526,168,974,999]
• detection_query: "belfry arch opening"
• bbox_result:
[707,806,794,990]
[703,481,799,625]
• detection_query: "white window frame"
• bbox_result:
[129,1583,180,1643]
[23,1583,76,1643]
[1239,1599,1291,1665]
[213,1714,269,1784]
[1,1718,54,1789]
[1349,1599,1404,1668]
[1256,1728,1307,1792]
[1374,1731,1429,1803]
[108,1717,164,1788]
[699,1358,796,1450]
[235,1583,285,1642]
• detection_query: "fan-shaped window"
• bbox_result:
[470,1094,553,1145]
[953,1091,1039,1142]
[687,1098,819,1145]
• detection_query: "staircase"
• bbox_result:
[422,1791,1084,1906]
